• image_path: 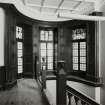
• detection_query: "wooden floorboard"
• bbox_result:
[0,78,48,105]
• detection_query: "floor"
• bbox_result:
[46,80,56,105]
[0,79,48,105]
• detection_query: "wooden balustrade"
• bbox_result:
[42,69,46,89]
[37,57,46,91]
[56,61,100,105]
[41,57,46,90]
[38,60,101,105]
[67,92,72,105]
[66,85,100,105]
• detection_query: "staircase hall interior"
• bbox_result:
[1,0,105,105]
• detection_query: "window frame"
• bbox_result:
[16,26,24,74]
[72,27,87,73]
[39,29,54,71]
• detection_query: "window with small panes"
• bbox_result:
[40,30,53,71]
[72,28,87,71]
[16,26,23,74]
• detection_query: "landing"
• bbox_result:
[0,79,48,105]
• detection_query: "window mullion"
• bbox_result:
[78,42,80,71]
[46,42,48,71]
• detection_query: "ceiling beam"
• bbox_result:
[55,0,64,13]
[70,1,82,12]
[73,1,82,9]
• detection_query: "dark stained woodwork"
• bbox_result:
[4,8,17,89]
[56,61,66,105]
[0,66,6,89]
[53,28,58,74]
[32,24,40,79]
[23,24,33,78]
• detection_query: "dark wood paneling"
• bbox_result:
[4,8,17,88]
[32,25,40,79]
[87,21,96,81]
[63,27,72,73]
[23,24,33,78]
[0,66,6,89]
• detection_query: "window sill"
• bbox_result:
[66,75,103,87]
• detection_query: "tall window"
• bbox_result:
[40,30,53,71]
[16,26,23,74]
[72,28,87,71]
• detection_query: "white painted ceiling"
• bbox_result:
[3,0,102,21]
[22,0,100,15]
[0,0,105,21]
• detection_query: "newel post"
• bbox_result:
[56,61,66,105]
[42,57,46,89]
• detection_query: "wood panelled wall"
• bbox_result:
[23,24,33,78]
[0,66,5,89]
[32,24,39,79]
[58,25,72,73]
[0,7,17,89]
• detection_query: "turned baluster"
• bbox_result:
[67,92,72,105]
[74,96,79,105]
[81,100,86,105]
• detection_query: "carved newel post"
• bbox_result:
[42,57,46,89]
[56,61,66,105]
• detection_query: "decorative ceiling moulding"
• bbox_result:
[58,12,105,21]
[0,0,105,21]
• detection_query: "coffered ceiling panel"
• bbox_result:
[75,2,94,14]
[41,8,56,13]
[44,0,62,8]
[30,6,41,12]
[27,0,42,6]
[60,0,79,9]
[57,9,71,14]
